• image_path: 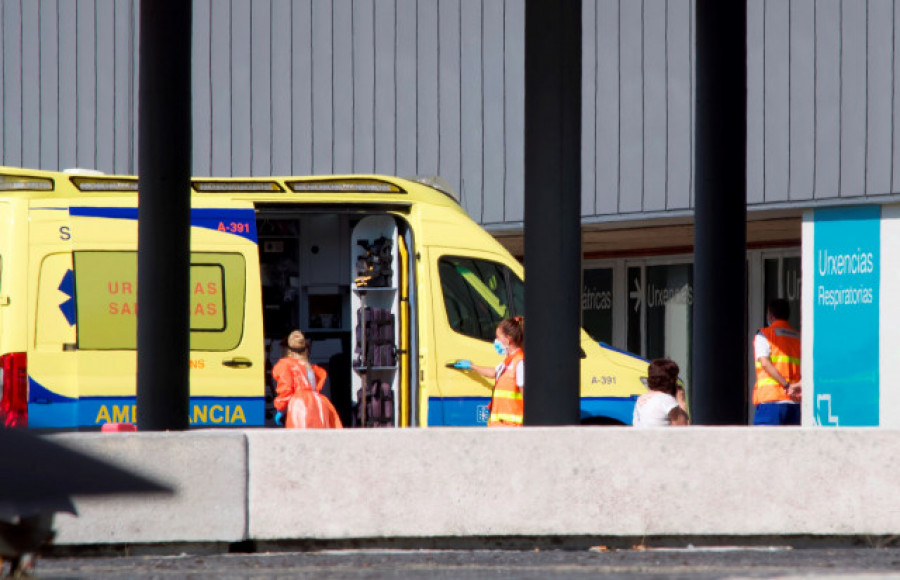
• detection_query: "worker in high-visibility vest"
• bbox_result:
[753,299,802,425]
[451,317,525,427]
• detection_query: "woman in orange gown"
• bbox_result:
[272,330,342,429]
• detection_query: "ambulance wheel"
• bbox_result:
[580,417,626,426]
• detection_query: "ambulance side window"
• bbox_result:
[438,257,511,342]
[72,251,246,350]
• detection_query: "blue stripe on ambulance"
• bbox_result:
[68,207,259,243]
[427,397,491,426]
[580,396,640,425]
[28,381,264,428]
[80,396,265,427]
[428,395,639,426]
[28,378,79,428]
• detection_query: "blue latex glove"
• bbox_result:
[275,411,285,425]
[452,359,472,370]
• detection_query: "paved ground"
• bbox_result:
[22,546,900,579]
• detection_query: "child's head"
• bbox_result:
[647,358,679,396]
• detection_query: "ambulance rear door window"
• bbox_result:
[72,251,246,350]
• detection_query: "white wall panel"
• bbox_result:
[332,0,354,173]
[666,0,691,210]
[193,0,212,176]
[311,0,333,174]
[747,0,765,205]
[130,2,139,170]
[109,0,133,174]
[840,0,867,196]
[0,1,6,162]
[481,0,505,223]
[95,0,116,172]
[880,204,900,426]
[439,0,462,197]
[230,0,252,175]
[373,0,397,175]
[3,0,23,166]
[76,1,96,169]
[352,0,375,173]
[21,0,40,169]
[789,0,815,200]
[395,0,417,176]
[595,0,620,216]
[40,1,60,169]
[764,0,790,203]
[210,0,232,175]
[582,0,597,217]
[503,0,524,222]
[57,1,78,170]
[867,0,894,196]
[270,0,293,175]
[894,0,900,193]
[643,0,667,213]
[459,0,484,220]
[251,0,273,175]
[619,0,644,214]
[417,0,440,177]
[291,0,313,175]
[815,0,841,199]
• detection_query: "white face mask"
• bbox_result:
[493,338,508,356]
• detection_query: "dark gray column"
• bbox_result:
[136,0,192,431]
[523,0,581,425]
[692,0,748,424]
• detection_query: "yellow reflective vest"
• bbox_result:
[488,350,524,427]
[753,320,801,405]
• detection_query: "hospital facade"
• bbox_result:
[2,1,896,418]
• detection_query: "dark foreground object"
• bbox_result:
[0,429,170,576]
[28,546,900,579]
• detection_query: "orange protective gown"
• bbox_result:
[272,357,343,429]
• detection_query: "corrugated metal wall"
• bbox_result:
[2,1,900,227]
[581,0,694,217]
[745,0,900,204]
[188,0,525,227]
[0,0,137,174]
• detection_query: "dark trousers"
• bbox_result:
[753,402,801,425]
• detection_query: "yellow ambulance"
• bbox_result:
[0,166,649,429]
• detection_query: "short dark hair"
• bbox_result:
[767,298,790,321]
[647,358,680,396]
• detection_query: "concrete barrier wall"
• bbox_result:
[51,431,247,545]
[46,427,900,545]
[247,427,900,540]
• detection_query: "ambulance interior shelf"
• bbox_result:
[350,216,400,427]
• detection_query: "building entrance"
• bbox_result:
[584,247,799,423]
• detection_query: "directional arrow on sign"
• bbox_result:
[816,394,840,426]
[630,277,644,312]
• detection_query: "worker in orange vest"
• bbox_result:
[451,317,525,427]
[753,299,802,425]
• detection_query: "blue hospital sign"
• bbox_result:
[813,206,880,426]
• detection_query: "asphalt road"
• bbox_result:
[25,546,900,579]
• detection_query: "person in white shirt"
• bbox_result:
[633,358,690,427]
